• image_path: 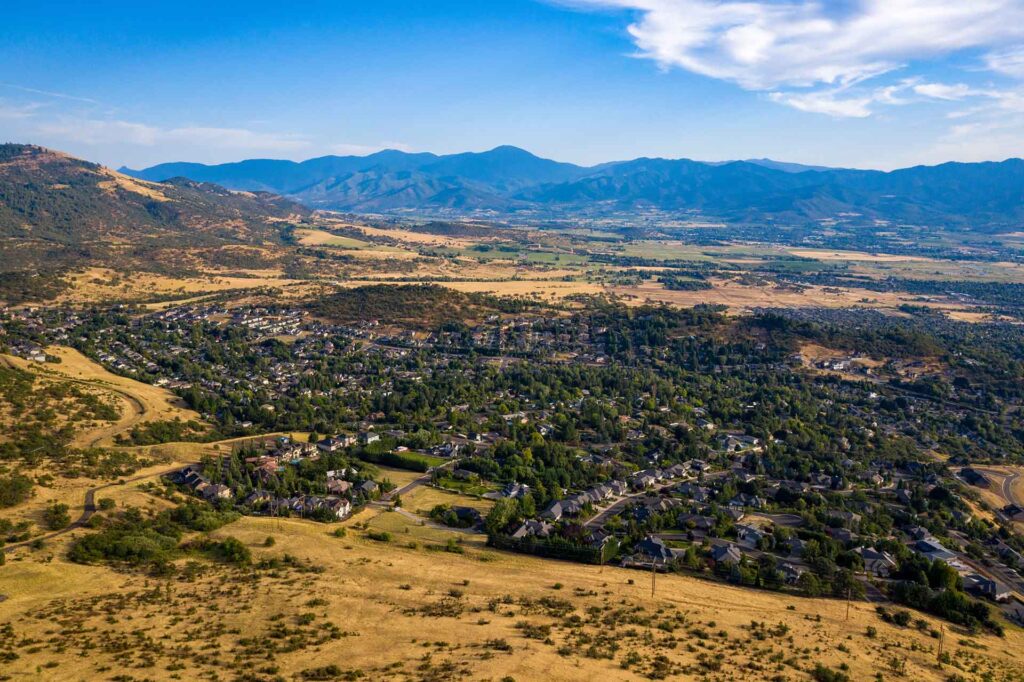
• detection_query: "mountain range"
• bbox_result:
[123,146,1024,229]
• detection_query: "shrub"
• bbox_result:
[0,474,33,507]
[43,502,71,530]
[201,536,252,564]
[811,664,851,682]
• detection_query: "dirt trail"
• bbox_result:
[1,346,201,447]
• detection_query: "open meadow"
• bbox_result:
[3,475,1023,682]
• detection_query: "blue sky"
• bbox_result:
[2,0,1023,169]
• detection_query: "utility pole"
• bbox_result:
[651,561,657,598]
[845,586,851,621]
[937,623,945,661]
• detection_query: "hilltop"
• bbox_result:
[0,144,308,272]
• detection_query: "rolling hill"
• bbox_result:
[0,144,308,245]
[123,146,1024,229]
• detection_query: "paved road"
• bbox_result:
[583,476,698,529]
[379,459,457,503]
[1002,470,1022,507]
[749,512,805,528]
[2,463,194,554]
[389,506,484,535]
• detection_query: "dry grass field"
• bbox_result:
[966,466,1024,533]
[56,267,307,305]
[2,345,202,447]
[786,248,933,263]
[335,278,604,302]
[2,488,1022,682]
[402,485,495,516]
[609,279,972,315]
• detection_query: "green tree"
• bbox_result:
[43,502,71,530]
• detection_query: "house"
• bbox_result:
[317,435,353,452]
[787,537,807,558]
[451,506,482,526]
[779,562,806,584]
[542,501,565,521]
[326,497,352,519]
[677,513,715,534]
[360,431,380,445]
[511,520,553,539]
[203,484,233,501]
[608,480,630,496]
[962,573,1012,602]
[830,528,858,544]
[709,543,743,565]
[854,547,897,576]
[959,468,990,488]
[677,483,711,503]
[696,419,716,431]
[327,479,353,496]
[719,434,761,452]
[500,482,531,499]
[430,442,460,458]
[728,493,766,510]
[736,524,765,549]
[243,491,271,507]
[358,480,379,497]
[664,463,688,479]
[1002,504,1024,522]
[914,536,957,562]
[633,536,674,565]
[829,511,862,528]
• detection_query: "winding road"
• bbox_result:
[1002,469,1023,508]
[2,463,194,555]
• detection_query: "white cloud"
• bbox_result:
[922,114,1024,163]
[567,0,1024,116]
[985,46,1024,78]
[913,82,984,100]
[33,117,311,152]
[0,100,43,120]
[768,78,923,118]
[572,0,1024,89]
[768,90,873,118]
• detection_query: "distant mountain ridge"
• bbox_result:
[122,146,1024,229]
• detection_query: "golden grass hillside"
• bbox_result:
[2,471,1022,682]
[2,345,202,447]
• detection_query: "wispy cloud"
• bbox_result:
[565,0,1024,116]
[29,116,311,153]
[0,83,100,105]
[0,100,44,120]
[985,46,1024,78]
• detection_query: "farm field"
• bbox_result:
[609,278,969,315]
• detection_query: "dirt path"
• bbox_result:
[1,347,201,447]
[2,463,195,554]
